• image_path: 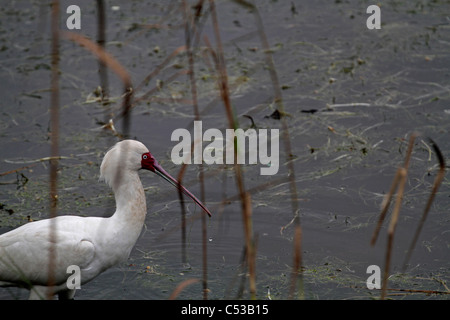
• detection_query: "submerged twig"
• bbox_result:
[326,103,371,109]
[0,164,38,177]
[168,278,201,300]
[384,287,450,295]
[4,156,71,165]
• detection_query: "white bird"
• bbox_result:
[0,140,211,299]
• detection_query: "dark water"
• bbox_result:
[0,0,449,300]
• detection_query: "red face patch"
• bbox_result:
[141,152,156,172]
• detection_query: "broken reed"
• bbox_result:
[371,133,445,300]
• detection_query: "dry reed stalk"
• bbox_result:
[182,1,209,299]
[382,167,407,299]
[96,0,110,119]
[201,200,208,300]
[243,192,256,297]
[240,0,302,299]
[47,0,60,300]
[207,0,256,299]
[176,163,189,266]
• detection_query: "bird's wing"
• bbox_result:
[0,216,96,286]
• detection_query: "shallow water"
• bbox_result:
[0,0,449,300]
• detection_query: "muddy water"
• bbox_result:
[0,1,449,299]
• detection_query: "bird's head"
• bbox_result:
[101,139,211,217]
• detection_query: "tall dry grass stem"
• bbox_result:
[182,1,209,299]
[236,0,303,299]
[47,0,60,300]
[208,0,255,299]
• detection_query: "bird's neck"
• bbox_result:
[110,171,147,231]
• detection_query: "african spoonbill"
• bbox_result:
[0,139,211,299]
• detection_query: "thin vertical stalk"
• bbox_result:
[47,0,60,300]
[96,0,110,119]
[177,163,189,266]
[370,169,401,246]
[381,167,407,299]
[243,192,256,297]
[120,88,133,140]
[181,0,208,299]
[370,133,417,300]
[208,0,255,299]
[201,198,208,299]
[247,0,302,299]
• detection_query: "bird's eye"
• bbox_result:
[143,154,148,160]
